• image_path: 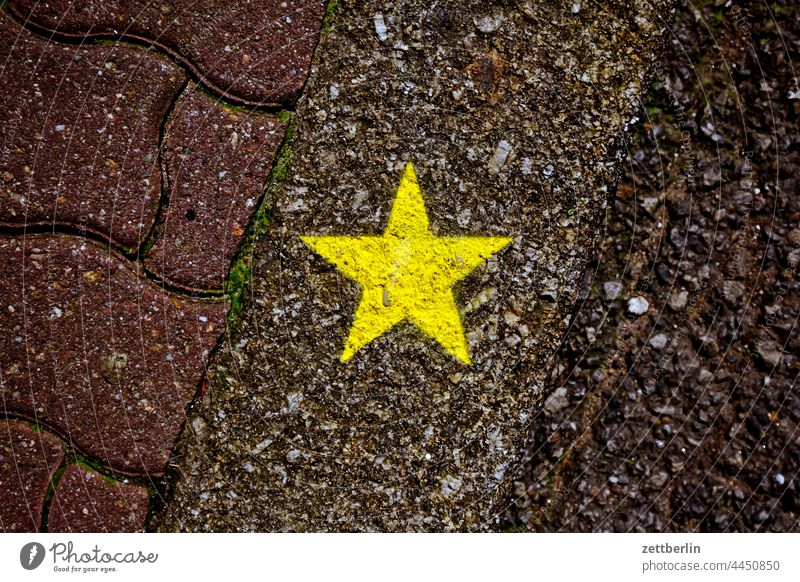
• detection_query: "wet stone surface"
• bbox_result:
[47,465,149,532]
[0,420,64,532]
[0,11,184,251]
[160,0,672,531]
[144,85,287,291]
[0,234,226,475]
[8,0,326,105]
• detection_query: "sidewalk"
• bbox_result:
[0,0,324,532]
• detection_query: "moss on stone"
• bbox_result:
[322,0,342,32]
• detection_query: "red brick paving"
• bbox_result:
[0,234,226,475]
[0,11,184,251]
[0,0,321,532]
[0,420,64,532]
[47,464,149,532]
[8,0,326,105]
[144,84,287,290]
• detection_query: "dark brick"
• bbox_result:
[8,0,325,105]
[144,85,286,290]
[0,11,185,251]
[0,420,64,532]
[47,465,149,532]
[0,234,226,475]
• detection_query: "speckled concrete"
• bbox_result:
[159,0,673,531]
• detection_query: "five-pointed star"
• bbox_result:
[301,162,511,364]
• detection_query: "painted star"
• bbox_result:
[301,162,511,364]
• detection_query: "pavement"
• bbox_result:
[0,0,323,532]
[6,0,792,534]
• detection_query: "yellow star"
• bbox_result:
[301,162,511,364]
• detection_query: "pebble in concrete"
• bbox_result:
[627,296,650,316]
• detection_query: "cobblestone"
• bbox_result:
[47,465,149,532]
[0,420,64,532]
[8,0,325,104]
[0,234,226,475]
[0,11,183,251]
[0,0,320,530]
[144,85,287,290]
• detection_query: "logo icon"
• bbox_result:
[20,542,46,570]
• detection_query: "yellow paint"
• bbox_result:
[301,162,511,364]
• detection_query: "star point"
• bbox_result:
[302,162,511,364]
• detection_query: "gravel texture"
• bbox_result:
[504,0,799,533]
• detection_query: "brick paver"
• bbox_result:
[0,234,226,475]
[0,11,184,251]
[7,0,325,105]
[47,464,149,532]
[0,420,64,532]
[0,0,321,531]
[144,85,287,290]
